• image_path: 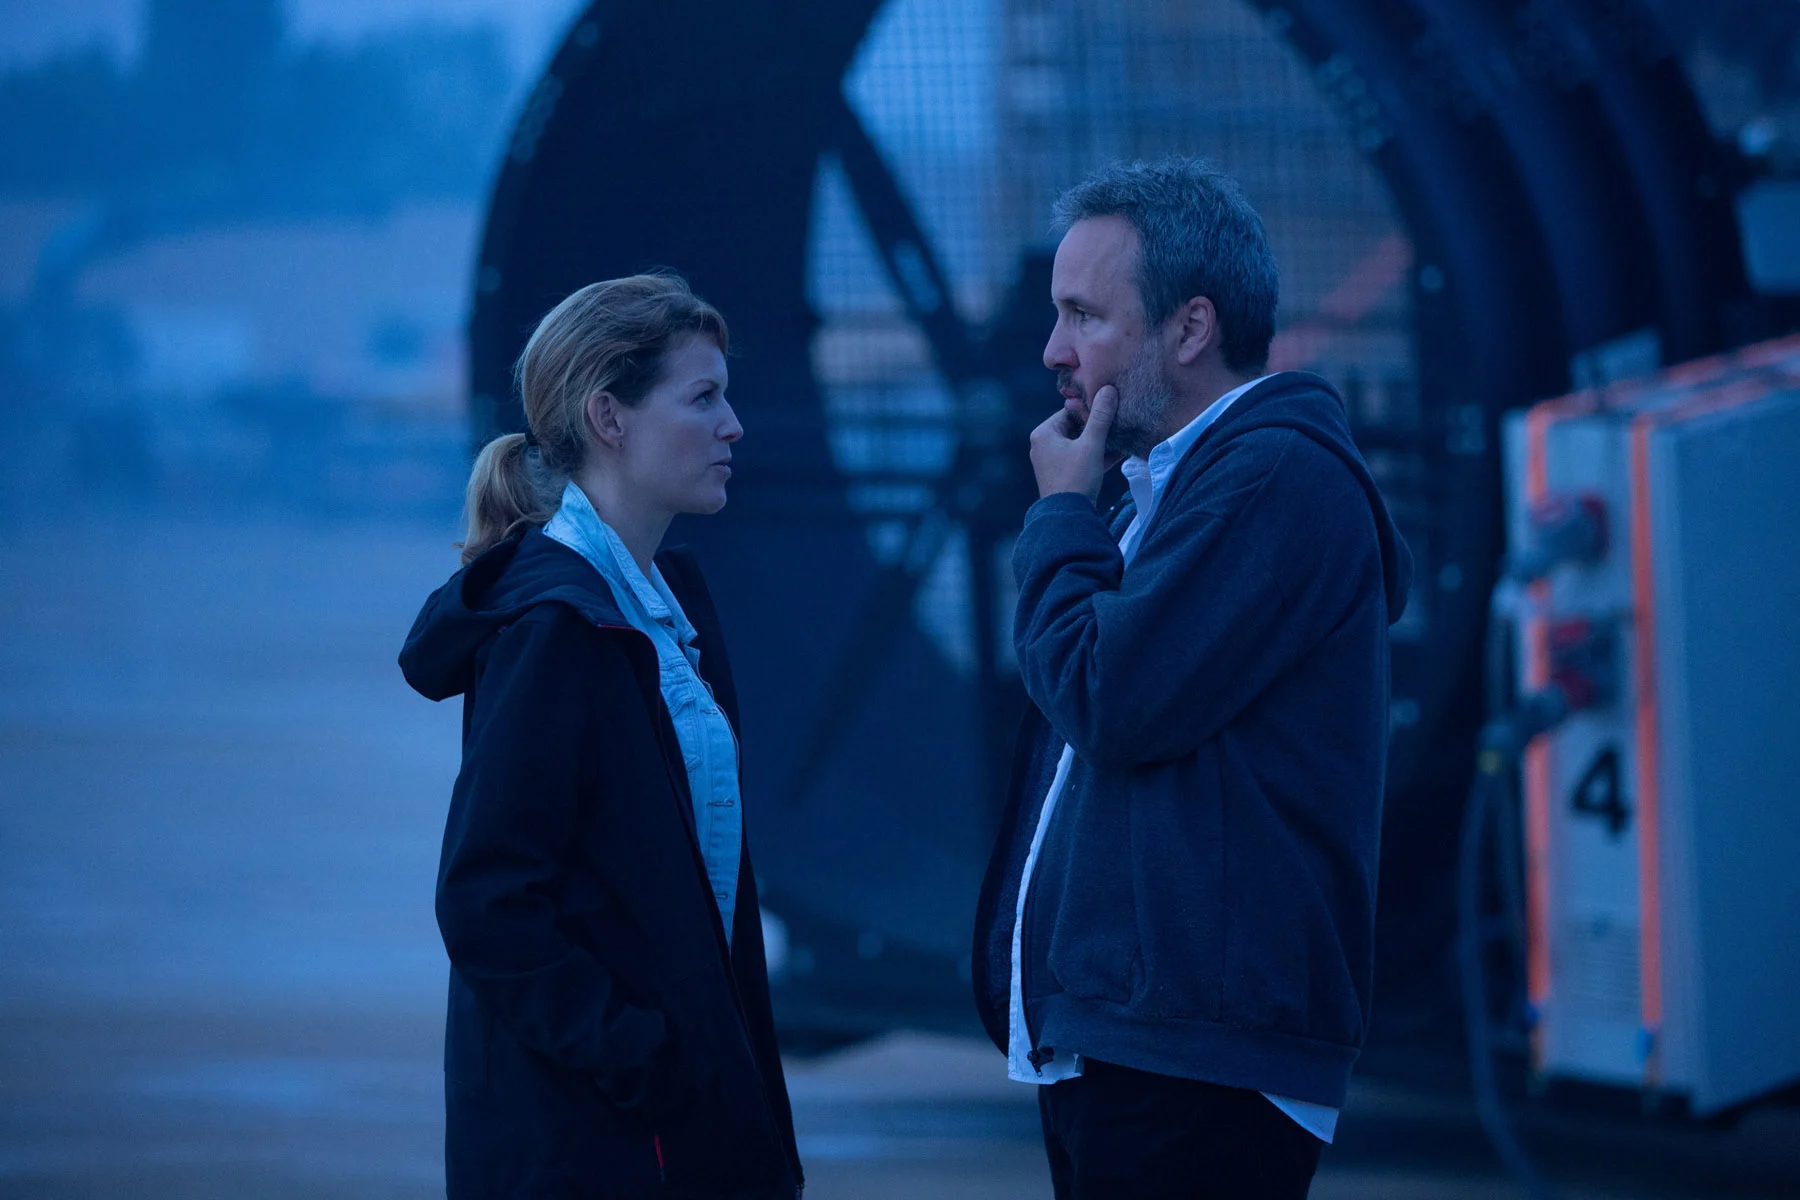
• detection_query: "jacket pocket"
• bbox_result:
[1125,751,1227,1021]
[444,972,489,1095]
[649,966,788,1194]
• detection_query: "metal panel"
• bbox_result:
[1511,343,1800,1110]
[1651,390,1800,1114]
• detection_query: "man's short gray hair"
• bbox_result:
[1052,156,1279,375]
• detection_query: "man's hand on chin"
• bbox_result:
[1030,384,1120,502]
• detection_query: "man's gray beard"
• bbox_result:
[1106,342,1175,460]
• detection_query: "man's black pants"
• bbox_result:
[1037,1059,1324,1199]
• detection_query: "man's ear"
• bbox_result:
[1174,296,1219,366]
[585,390,626,449]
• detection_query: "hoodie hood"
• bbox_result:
[1198,371,1414,625]
[399,528,632,702]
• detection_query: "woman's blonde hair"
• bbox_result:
[459,273,729,564]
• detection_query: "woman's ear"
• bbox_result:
[585,390,627,450]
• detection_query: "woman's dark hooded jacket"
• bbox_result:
[399,528,802,1199]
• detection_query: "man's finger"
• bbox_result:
[1082,385,1119,442]
[1032,410,1070,443]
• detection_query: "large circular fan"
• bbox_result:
[468,0,1744,1041]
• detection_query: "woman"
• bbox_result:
[399,274,803,1198]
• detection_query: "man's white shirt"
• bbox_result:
[1005,374,1339,1143]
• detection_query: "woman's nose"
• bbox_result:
[719,400,744,442]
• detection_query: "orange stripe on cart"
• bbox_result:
[1521,401,1560,1025]
[1626,419,1663,1082]
[1518,386,1604,1054]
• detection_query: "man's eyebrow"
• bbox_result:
[1053,291,1099,310]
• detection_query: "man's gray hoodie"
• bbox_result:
[973,370,1414,1108]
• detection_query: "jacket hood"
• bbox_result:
[1201,371,1414,626]
[399,528,630,702]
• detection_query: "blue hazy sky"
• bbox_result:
[0,0,998,155]
[0,0,581,73]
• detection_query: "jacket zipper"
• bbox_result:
[1019,864,1052,1071]
[1017,720,1059,1072]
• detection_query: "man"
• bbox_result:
[971,156,1413,1198]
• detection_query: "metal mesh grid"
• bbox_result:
[808,0,1425,668]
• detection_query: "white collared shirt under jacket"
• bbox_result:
[1006,374,1340,1143]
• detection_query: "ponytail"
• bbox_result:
[459,432,553,564]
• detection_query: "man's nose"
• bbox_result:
[1044,322,1075,371]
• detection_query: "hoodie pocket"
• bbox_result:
[1126,752,1227,1021]
[1041,770,1139,1006]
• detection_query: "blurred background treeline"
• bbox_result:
[0,0,542,520]
[0,0,509,204]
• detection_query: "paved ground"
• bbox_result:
[4,503,1798,1198]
